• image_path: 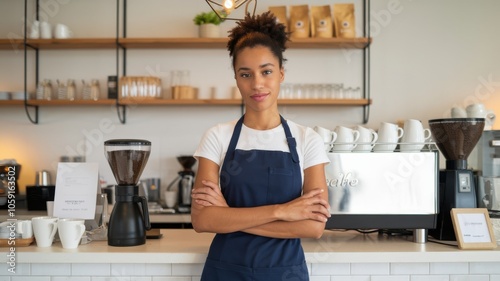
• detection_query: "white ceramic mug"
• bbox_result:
[57,218,85,249]
[164,190,177,209]
[40,21,52,39]
[466,103,496,129]
[332,126,360,152]
[466,103,488,118]
[314,126,337,152]
[451,107,467,118]
[353,125,378,152]
[32,216,58,247]
[54,23,73,39]
[400,119,431,152]
[29,20,40,39]
[16,220,33,239]
[373,122,404,152]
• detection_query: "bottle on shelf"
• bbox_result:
[67,79,76,101]
[90,79,100,101]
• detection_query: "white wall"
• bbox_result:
[1,0,499,195]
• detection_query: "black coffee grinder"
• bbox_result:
[428,118,485,240]
[104,139,151,246]
[176,156,196,213]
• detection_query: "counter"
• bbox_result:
[1,229,499,279]
[0,209,192,228]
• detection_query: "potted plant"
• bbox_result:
[193,11,224,38]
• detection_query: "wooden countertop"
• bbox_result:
[0,209,192,224]
[1,229,499,264]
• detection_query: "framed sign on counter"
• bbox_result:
[451,208,497,250]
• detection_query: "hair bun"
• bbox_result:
[228,11,289,57]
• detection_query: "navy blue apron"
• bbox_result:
[201,115,309,281]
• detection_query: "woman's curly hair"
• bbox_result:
[227,11,290,68]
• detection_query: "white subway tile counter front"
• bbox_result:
[0,229,499,279]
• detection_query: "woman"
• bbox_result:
[191,11,331,281]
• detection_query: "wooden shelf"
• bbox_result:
[118,98,370,106]
[0,39,24,50]
[278,98,371,105]
[1,37,371,50]
[27,99,116,106]
[0,100,25,106]
[25,38,117,49]
[289,38,371,49]
[119,38,228,49]
[119,98,243,105]
[0,98,371,107]
[120,37,371,49]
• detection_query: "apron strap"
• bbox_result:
[224,115,245,162]
[280,116,300,164]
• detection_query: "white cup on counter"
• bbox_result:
[373,122,404,152]
[57,218,86,249]
[400,119,431,152]
[164,190,178,209]
[32,216,58,247]
[314,126,337,152]
[16,220,33,239]
[332,126,359,152]
[353,125,378,152]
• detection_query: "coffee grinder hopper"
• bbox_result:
[177,156,196,171]
[105,139,151,186]
[428,118,485,169]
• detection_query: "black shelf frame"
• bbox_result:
[19,0,371,124]
[362,0,371,124]
[21,0,127,124]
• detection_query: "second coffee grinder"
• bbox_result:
[104,139,151,246]
[167,156,197,213]
[428,118,485,240]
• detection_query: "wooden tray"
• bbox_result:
[0,237,34,247]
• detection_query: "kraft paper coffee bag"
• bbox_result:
[290,5,310,38]
[333,3,356,38]
[269,6,288,31]
[311,5,333,38]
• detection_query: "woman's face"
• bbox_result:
[234,45,284,113]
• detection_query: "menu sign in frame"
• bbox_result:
[451,208,497,250]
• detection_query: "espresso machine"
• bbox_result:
[475,130,500,217]
[104,139,151,246]
[428,118,485,240]
[175,156,196,213]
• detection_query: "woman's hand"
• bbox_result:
[276,189,331,223]
[191,180,228,207]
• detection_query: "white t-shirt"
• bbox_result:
[194,118,330,184]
